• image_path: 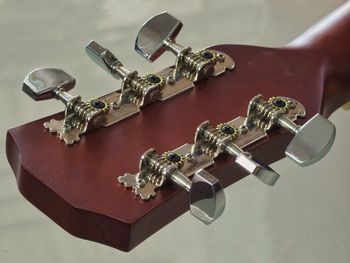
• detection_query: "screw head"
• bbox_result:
[200,50,214,60]
[220,124,236,135]
[147,74,161,84]
[272,98,286,108]
[166,152,182,163]
[90,99,106,109]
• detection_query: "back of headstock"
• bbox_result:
[7,3,350,251]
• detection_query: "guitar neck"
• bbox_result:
[289,1,350,117]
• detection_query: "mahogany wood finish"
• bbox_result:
[6,2,350,251]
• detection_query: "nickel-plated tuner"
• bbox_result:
[135,12,235,83]
[119,148,225,224]
[85,40,165,125]
[22,68,110,144]
[244,95,336,166]
[192,121,281,186]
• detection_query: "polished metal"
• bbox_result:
[135,12,234,82]
[119,148,225,224]
[87,40,195,125]
[192,120,280,186]
[86,40,164,106]
[86,40,229,124]
[22,68,109,144]
[189,169,226,224]
[23,68,76,101]
[245,94,336,166]
[285,114,336,166]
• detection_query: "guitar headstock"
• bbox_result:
[7,6,350,251]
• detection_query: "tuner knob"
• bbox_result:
[278,113,336,167]
[171,169,225,225]
[135,12,225,82]
[23,68,76,103]
[86,40,138,81]
[135,12,183,62]
[22,68,109,144]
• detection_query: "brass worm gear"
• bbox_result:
[161,151,185,169]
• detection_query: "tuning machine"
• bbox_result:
[119,147,225,224]
[22,68,110,144]
[191,121,280,186]
[86,40,166,125]
[135,12,234,84]
[244,95,336,166]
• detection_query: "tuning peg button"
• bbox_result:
[23,68,76,102]
[135,12,233,82]
[171,169,225,224]
[22,68,109,144]
[281,114,336,166]
[86,40,137,80]
[135,12,183,62]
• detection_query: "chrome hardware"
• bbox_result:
[192,121,280,186]
[22,68,109,144]
[119,147,225,224]
[244,94,336,166]
[135,12,234,84]
[86,40,165,126]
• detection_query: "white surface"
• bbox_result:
[0,0,349,262]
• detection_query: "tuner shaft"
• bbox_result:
[53,88,76,105]
[276,115,301,134]
[170,171,191,191]
[163,39,185,56]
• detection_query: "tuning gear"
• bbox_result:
[244,95,336,166]
[135,12,234,83]
[119,149,225,224]
[192,121,280,186]
[22,68,109,144]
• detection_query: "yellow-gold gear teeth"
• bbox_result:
[268,97,291,113]
[87,99,110,114]
[161,151,185,169]
[144,74,166,87]
[217,123,239,141]
[194,49,218,65]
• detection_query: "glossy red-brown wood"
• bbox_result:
[6,2,350,251]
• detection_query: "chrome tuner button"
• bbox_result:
[189,170,225,224]
[22,68,109,144]
[283,114,336,167]
[86,40,136,80]
[23,68,76,101]
[135,11,183,62]
[135,12,234,82]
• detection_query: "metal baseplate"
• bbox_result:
[119,95,307,200]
